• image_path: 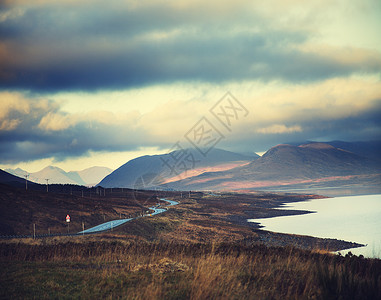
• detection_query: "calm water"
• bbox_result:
[248,194,381,258]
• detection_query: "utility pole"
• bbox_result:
[45,179,49,192]
[24,174,29,191]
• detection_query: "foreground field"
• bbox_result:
[1,184,374,299]
[1,238,380,299]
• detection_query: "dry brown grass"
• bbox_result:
[1,239,380,299]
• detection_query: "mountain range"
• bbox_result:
[165,142,381,191]
[2,140,380,194]
[99,140,381,194]
[98,148,257,188]
[5,166,113,186]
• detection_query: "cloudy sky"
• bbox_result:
[1,0,381,172]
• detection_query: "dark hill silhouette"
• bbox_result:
[0,169,38,189]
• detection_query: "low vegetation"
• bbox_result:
[1,185,377,298]
[1,237,380,299]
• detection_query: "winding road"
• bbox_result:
[78,198,178,234]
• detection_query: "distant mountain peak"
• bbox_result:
[40,165,65,172]
[4,165,112,186]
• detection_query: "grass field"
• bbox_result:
[1,185,377,299]
[1,237,380,299]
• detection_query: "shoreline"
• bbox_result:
[242,193,380,256]
[225,193,366,252]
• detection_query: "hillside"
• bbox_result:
[0,183,159,235]
[325,140,381,162]
[99,148,257,188]
[0,169,37,190]
[165,143,381,192]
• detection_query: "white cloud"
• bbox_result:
[257,124,302,134]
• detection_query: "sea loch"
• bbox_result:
[248,194,381,258]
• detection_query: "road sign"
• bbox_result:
[66,214,70,223]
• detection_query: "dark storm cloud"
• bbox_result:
[221,101,381,154]
[1,1,380,92]
[0,121,155,163]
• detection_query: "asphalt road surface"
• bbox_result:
[78,198,178,234]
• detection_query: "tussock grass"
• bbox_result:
[1,240,380,299]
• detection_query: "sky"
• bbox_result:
[0,0,381,172]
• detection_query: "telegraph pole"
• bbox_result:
[24,174,29,191]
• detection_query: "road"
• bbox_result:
[78,198,178,234]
